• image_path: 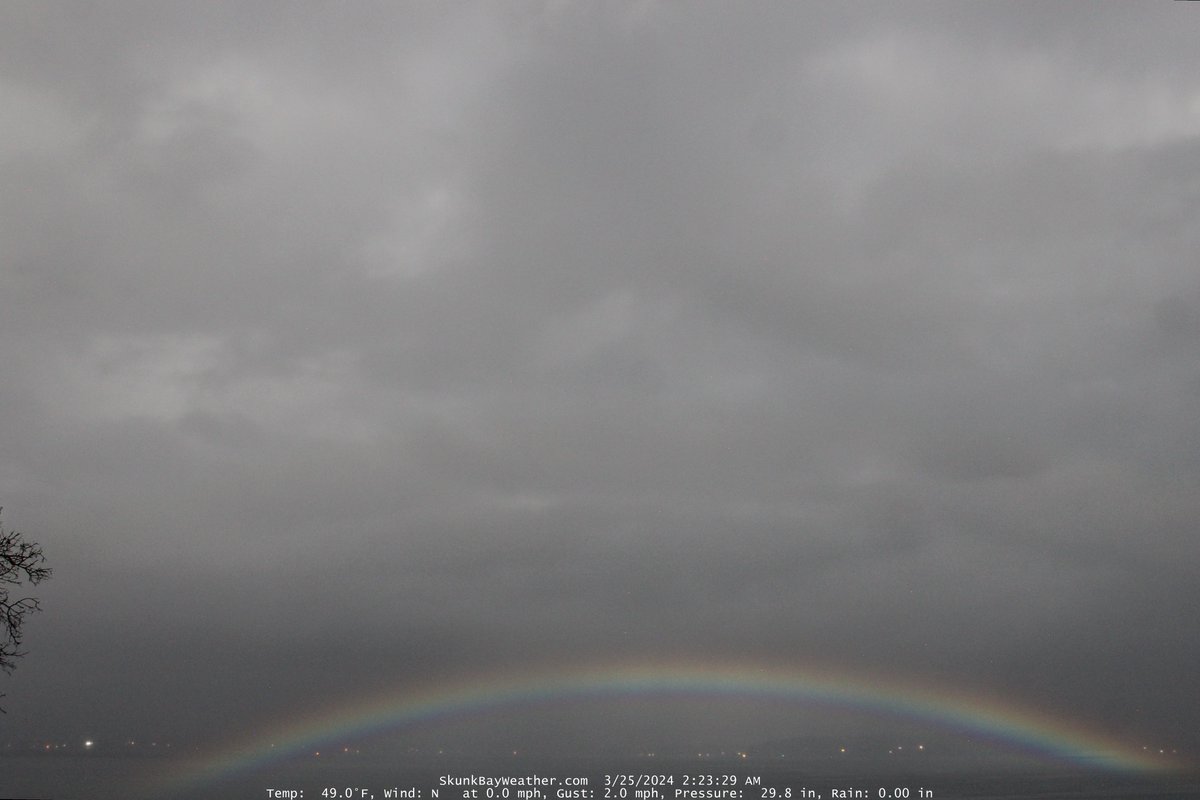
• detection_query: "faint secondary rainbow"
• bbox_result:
[160,660,1170,792]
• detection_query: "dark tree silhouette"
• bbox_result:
[1,509,51,710]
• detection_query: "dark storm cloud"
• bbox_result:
[2,1,1198,755]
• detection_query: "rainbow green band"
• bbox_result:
[159,660,1173,793]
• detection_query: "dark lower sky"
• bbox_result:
[1,0,1198,766]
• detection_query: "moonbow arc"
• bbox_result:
[161,660,1170,792]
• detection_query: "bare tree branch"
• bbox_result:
[0,508,52,710]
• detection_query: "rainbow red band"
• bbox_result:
[158,660,1175,794]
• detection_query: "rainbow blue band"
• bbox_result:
[159,660,1172,793]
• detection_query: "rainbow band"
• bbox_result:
[161,660,1169,793]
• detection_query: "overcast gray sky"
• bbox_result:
[1,0,1198,762]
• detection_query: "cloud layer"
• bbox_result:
[2,2,1198,755]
